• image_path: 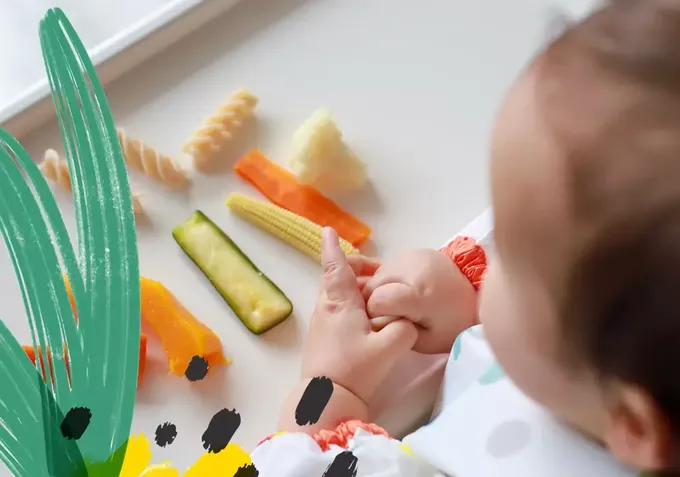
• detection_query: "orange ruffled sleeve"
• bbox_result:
[312,420,390,452]
[257,420,389,452]
[439,236,488,290]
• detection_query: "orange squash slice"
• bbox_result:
[140,277,227,376]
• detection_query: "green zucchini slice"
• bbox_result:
[173,211,293,334]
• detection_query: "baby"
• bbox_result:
[252,1,680,475]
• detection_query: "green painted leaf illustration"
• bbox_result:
[0,8,140,477]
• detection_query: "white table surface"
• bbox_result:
[0,0,175,112]
[0,0,596,472]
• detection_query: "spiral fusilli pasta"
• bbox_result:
[117,129,189,190]
[41,148,71,191]
[182,88,258,171]
[40,149,144,215]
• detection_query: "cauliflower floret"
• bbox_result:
[288,109,367,191]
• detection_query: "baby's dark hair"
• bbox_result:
[536,0,680,472]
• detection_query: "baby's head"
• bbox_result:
[480,0,680,472]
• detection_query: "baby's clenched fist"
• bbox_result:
[362,249,478,354]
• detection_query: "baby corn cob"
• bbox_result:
[225,192,359,262]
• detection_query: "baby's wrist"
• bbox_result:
[277,378,369,435]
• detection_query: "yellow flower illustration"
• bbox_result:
[183,443,253,477]
[84,434,178,477]
[119,434,178,477]
[86,434,253,477]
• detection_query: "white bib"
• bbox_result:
[403,325,641,477]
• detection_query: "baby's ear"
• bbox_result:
[604,384,671,472]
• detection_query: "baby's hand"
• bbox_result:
[301,229,418,406]
[362,249,478,354]
[346,254,381,292]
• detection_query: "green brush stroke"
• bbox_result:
[0,132,85,476]
[0,8,140,477]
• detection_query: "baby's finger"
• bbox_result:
[361,271,385,301]
[321,227,362,306]
[347,255,380,277]
[366,283,423,324]
[369,315,402,332]
[357,276,371,293]
[370,318,418,355]
[361,267,402,302]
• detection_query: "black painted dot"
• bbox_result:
[233,464,259,476]
[154,422,177,447]
[202,408,241,453]
[185,355,209,382]
[60,407,92,440]
[323,451,358,477]
[295,376,334,426]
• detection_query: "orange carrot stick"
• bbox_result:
[22,335,147,386]
[140,277,228,376]
[234,149,372,247]
[65,274,226,378]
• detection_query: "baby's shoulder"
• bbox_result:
[405,325,640,477]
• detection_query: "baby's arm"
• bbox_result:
[249,234,488,475]
[276,236,489,434]
[249,231,428,475]
[274,229,416,434]
[278,378,368,434]
[277,236,489,434]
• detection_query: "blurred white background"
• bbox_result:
[0,0,178,111]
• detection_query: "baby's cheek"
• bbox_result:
[478,263,503,332]
[479,266,540,399]
[481,265,569,412]
[478,265,517,365]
